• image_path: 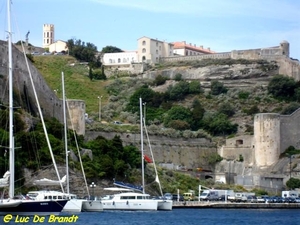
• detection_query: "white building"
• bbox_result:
[49,40,68,53]
[102,51,138,66]
[102,36,174,66]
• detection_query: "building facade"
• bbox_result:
[43,24,54,48]
[48,40,67,53]
[102,51,138,66]
[137,36,174,64]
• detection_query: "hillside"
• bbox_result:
[33,56,289,134]
[29,55,300,195]
[32,55,111,115]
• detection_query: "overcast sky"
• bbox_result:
[0,0,299,59]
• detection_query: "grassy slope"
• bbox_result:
[33,55,110,116]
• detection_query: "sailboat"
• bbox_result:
[30,72,103,212]
[0,0,68,215]
[62,72,102,212]
[143,115,173,210]
[101,98,159,211]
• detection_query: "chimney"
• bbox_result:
[194,44,196,47]
[200,45,203,49]
[208,47,211,51]
[189,43,192,46]
[183,41,186,44]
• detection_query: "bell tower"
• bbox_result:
[43,24,54,48]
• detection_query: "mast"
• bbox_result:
[7,0,15,198]
[139,98,145,194]
[62,72,69,194]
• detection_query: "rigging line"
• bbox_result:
[19,37,65,194]
[66,96,90,196]
[143,118,163,197]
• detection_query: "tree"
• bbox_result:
[164,105,192,128]
[66,38,99,67]
[153,74,167,86]
[189,81,203,94]
[101,46,123,53]
[174,73,182,81]
[286,177,300,189]
[202,113,238,136]
[191,98,205,130]
[218,103,235,117]
[267,74,297,101]
[211,80,228,95]
[167,81,189,100]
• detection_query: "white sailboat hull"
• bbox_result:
[62,199,84,212]
[157,199,173,210]
[0,199,22,208]
[82,200,103,212]
[102,199,158,211]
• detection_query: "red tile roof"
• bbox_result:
[173,41,215,54]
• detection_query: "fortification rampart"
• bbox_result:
[160,41,300,81]
[0,40,85,135]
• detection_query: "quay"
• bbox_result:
[172,201,300,209]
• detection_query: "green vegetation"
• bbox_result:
[66,38,101,68]
[267,74,298,101]
[286,178,300,189]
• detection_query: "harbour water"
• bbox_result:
[1,208,300,225]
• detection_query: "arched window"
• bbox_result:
[142,40,146,45]
[142,48,146,53]
[109,59,112,63]
[123,58,127,63]
[118,58,121,63]
[142,56,146,61]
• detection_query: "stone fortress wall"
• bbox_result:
[0,40,86,135]
[161,41,300,81]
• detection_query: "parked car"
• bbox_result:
[247,196,257,203]
[42,52,51,55]
[172,194,184,201]
[31,52,40,55]
[163,193,172,200]
[256,196,266,203]
[54,52,64,55]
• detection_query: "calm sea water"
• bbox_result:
[1,208,300,225]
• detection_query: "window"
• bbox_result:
[142,40,146,45]
[159,46,161,50]
[109,59,112,63]
[156,42,158,47]
[142,56,146,61]
[156,50,158,54]
[118,58,121,63]
[142,48,146,53]
[123,58,127,63]
[236,140,243,145]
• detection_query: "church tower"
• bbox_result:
[43,24,54,48]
